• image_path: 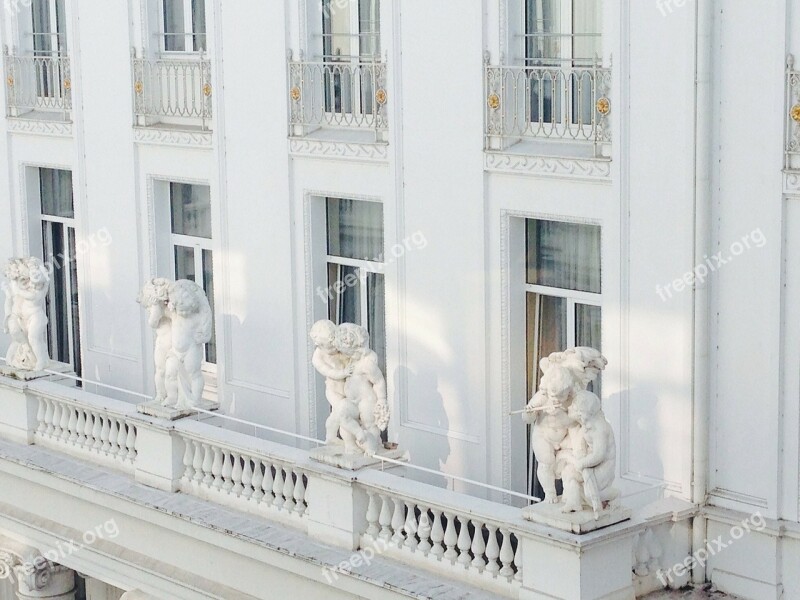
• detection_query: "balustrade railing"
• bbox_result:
[288,53,388,141]
[3,47,72,119]
[786,55,800,169]
[485,58,611,156]
[131,50,212,130]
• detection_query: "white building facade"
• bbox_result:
[0,0,797,598]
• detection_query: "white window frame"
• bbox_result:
[325,254,384,328]
[30,0,67,56]
[158,0,206,55]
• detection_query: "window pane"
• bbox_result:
[576,303,601,396]
[192,0,207,51]
[174,245,196,282]
[328,263,361,325]
[359,0,380,57]
[31,0,52,54]
[525,0,560,61]
[326,198,383,261]
[202,249,216,364]
[322,0,352,58]
[573,0,602,61]
[526,219,601,293]
[40,168,74,218]
[526,293,567,398]
[163,0,186,51]
[68,227,82,376]
[170,183,212,238]
[367,272,386,374]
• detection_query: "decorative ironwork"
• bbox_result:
[290,86,301,101]
[786,55,800,168]
[134,80,143,94]
[596,97,610,115]
[2,52,72,119]
[375,88,387,105]
[63,78,71,91]
[487,93,501,110]
[202,83,212,97]
[791,104,800,123]
[5,75,13,87]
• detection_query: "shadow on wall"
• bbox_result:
[393,366,452,489]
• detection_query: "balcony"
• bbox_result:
[0,368,685,599]
[131,49,213,134]
[484,57,612,178]
[3,47,72,123]
[287,52,388,159]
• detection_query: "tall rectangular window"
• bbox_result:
[162,0,206,52]
[524,218,601,496]
[39,168,81,376]
[31,0,67,56]
[325,198,386,373]
[169,182,216,364]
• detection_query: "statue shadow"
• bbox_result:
[393,366,452,489]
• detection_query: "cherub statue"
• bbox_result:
[137,278,173,405]
[163,280,212,410]
[309,319,365,449]
[3,258,50,371]
[335,323,389,455]
[522,364,577,503]
[560,390,619,517]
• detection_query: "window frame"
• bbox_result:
[158,0,207,55]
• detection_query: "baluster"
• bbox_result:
[417,510,432,554]
[220,449,233,491]
[293,473,306,515]
[202,444,214,487]
[75,409,86,446]
[282,468,295,511]
[106,417,118,454]
[499,528,515,577]
[100,415,112,452]
[44,399,55,436]
[457,516,472,567]
[182,439,195,483]
[514,535,523,582]
[59,405,71,442]
[430,509,445,558]
[91,412,103,450]
[251,459,264,502]
[51,402,62,439]
[470,521,487,570]
[403,501,418,550]
[378,494,392,541]
[443,512,459,562]
[67,405,78,443]
[241,456,254,498]
[391,498,405,546]
[228,451,242,496]
[125,424,137,460]
[83,410,94,450]
[272,465,285,508]
[35,399,46,435]
[365,491,380,538]
[208,446,222,489]
[261,462,274,504]
[116,420,128,460]
[485,524,501,574]
[192,441,204,484]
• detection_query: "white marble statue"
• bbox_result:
[310,320,390,455]
[136,278,173,404]
[522,347,616,518]
[309,319,364,448]
[139,279,212,410]
[2,257,50,371]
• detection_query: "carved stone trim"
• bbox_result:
[0,536,73,596]
[7,118,73,137]
[289,138,389,162]
[485,151,612,181]
[784,170,800,194]
[133,127,212,148]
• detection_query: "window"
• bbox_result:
[326,198,386,374]
[524,218,601,496]
[39,168,81,376]
[162,0,206,52]
[524,0,602,127]
[169,182,216,365]
[31,0,67,56]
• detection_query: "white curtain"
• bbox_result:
[40,168,73,218]
[170,183,212,238]
[526,219,601,293]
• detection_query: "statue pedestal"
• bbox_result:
[136,398,220,421]
[309,443,409,471]
[522,501,631,534]
[0,361,73,382]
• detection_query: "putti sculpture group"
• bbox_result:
[310,320,390,456]
[2,257,51,372]
[138,278,212,410]
[522,347,619,518]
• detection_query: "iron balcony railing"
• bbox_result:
[785,54,800,170]
[288,52,388,141]
[131,49,212,130]
[3,47,72,120]
[484,56,611,157]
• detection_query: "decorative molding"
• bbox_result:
[784,170,800,194]
[709,487,769,509]
[7,118,73,137]
[133,126,213,148]
[289,137,389,162]
[485,151,612,181]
